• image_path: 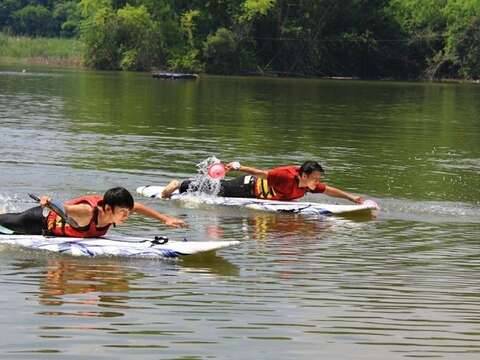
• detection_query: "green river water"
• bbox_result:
[0,65,479,359]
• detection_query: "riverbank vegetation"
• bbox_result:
[0,32,83,66]
[1,0,479,79]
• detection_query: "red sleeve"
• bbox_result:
[311,183,326,193]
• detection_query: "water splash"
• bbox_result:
[186,156,223,196]
[378,198,480,224]
[0,194,22,213]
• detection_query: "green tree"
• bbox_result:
[11,4,55,36]
[80,2,168,70]
[203,27,237,73]
[442,0,480,78]
[81,6,120,69]
[452,16,480,78]
[79,0,111,17]
[117,4,163,70]
[3,0,480,78]
[0,0,23,32]
[239,0,276,22]
[167,9,204,72]
[388,0,480,79]
[53,1,83,37]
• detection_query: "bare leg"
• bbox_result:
[161,180,181,198]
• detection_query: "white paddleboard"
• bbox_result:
[0,234,240,258]
[137,185,379,216]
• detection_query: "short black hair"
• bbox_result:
[299,161,325,176]
[102,187,134,210]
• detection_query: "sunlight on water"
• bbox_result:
[1,67,480,359]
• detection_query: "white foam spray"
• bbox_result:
[186,156,223,197]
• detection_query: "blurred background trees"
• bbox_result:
[1,0,479,79]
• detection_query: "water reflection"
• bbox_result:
[181,252,239,276]
[38,258,132,309]
[244,212,333,240]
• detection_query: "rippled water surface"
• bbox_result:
[1,65,480,359]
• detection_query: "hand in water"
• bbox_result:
[164,217,187,228]
[352,195,364,204]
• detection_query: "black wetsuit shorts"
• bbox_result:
[0,206,45,235]
[180,175,256,198]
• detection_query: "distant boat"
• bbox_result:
[151,71,198,80]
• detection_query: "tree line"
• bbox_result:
[1,0,479,79]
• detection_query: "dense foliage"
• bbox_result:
[1,0,479,79]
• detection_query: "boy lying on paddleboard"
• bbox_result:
[162,160,363,204]
[0,187,185,236]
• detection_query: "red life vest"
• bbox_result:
[46,195,111,238]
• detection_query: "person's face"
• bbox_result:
[301,171,323,190]
[107,206,131,225]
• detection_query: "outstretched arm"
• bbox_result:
[225,162,268,178]
[324,185,363,204]
[133,202,186,228]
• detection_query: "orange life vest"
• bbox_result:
[46,195,110,238]
[253,178,277,199]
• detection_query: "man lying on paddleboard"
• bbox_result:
[0,187,185,236]
[162,160,364,204]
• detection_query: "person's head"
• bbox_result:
[298,161,325,190]
[101,187,134,224]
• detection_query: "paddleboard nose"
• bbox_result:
[363,199,380,209]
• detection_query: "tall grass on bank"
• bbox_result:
[0,32,84,66]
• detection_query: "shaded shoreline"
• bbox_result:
[1,56,479,85]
